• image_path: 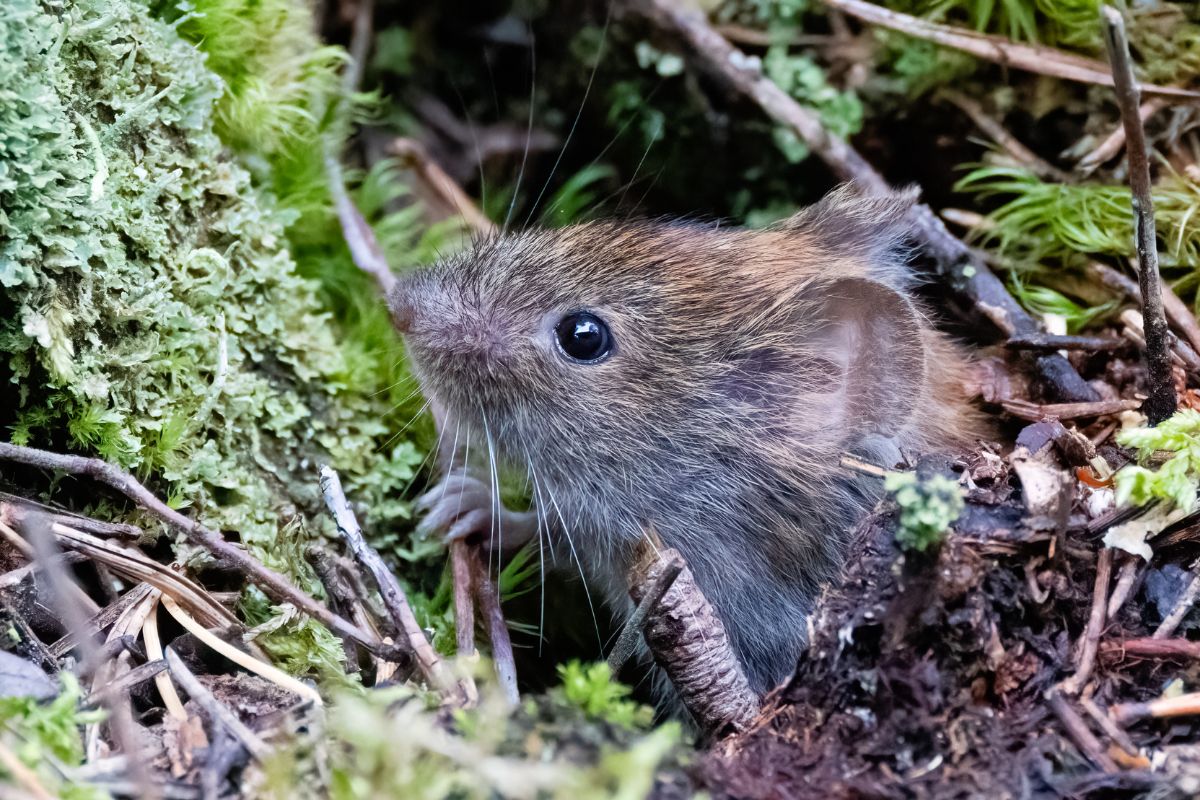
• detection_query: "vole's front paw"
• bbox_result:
[416,469,538,551]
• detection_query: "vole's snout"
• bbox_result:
[388,271,514,368]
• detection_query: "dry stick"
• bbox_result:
[163,648,268,761]
[628,538,759,738]
[0,738,60,800]
[1062,547,1114,696]
[627,0,1098,403]
[1152,564,1200,639]
[1112,690,1200,725]
[322,145,487,701]
[325,155,397,298]
[1046,690,1119,773]
[84,659,168,708]
[1078,97,1170,173]
[1104,637,1200,660]
[1102,6,1178,425]
[823,0,1200,100]
[1001,398,1141,422]
[939,89,1069,182]
[1004,333,1126,352]
[1106,556,1143,620]
[1078,695,1143,761]
[450,542,477,658]
[1087,261,1200,355]
[607,554,684,674]
[390,139,497,236]
[318,466,458,698]
[469,553,519,706]
[23,513,158,800]
[0,443,381,655]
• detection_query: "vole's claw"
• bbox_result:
[416,469,538,552]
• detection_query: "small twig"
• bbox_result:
[0,737,60,800]
[608,554,684,673]
[627,537,759,737]
[84,659,168,708]
[1106,555,1143,620]
[1077,97,1170,173]
[823,0,1200,100]
[0,443,381,654]
[341,0,374,97]
[1078,696,1144,765]
[1087,261,1200,369]
[939,90,1068,181]
[163,648,268,761]
[469,553,518,706]
[324,155,397,297]
[1046,689,1119,773]
[450,541,476,659]
[1103,637,1200,660]
[318,466,457,698]
[1004,333,1126,353]
[142,593,187,721]
[1001,398,1141,422]
[838,454,890,478]
[389,138,496,235]
[1112,690,1200,725]
[1102,6,1177,425]
[1062,546,1113,696]
[1152,564,1200,639]
[24,513,157,799]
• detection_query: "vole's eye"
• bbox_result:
[555,311,612,363]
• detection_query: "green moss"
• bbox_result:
[885,471,964,552]
[252,680,683,800]
[0,0,452,684]
[555,660,655,730]
[956,166,1200,310]
[0,673,107,800]
[1114,410,1200,511]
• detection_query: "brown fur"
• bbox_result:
[391,185,987,696]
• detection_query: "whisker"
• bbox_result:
[482,412,502,581]
[376,398,431,452]
[523,0,613,229]
[542,478,605,657]
[503,21,537,234]
[523,450,549,656]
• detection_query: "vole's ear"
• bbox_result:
[719,276,927,447]
[779,183,920,289]
[810,277,927,440]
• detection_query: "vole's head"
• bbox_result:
[390,186,932,503]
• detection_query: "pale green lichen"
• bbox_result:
[885,471,965,552]
[0,0,434,679]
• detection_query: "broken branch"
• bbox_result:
[0,442,382,655]
[318,465,457,699]
[1102,6,1177,424]
[1061,546,1113,695]
[469,553,519,706]
[627,538,759,738]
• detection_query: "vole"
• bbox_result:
[389,185,985,696]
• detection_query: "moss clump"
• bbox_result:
[0,673,106,800]
[885,471,965,552]
[0,0,435,677]
[252,678,683,800]
[1114,409,1200,511]
[956,166,1200,310]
